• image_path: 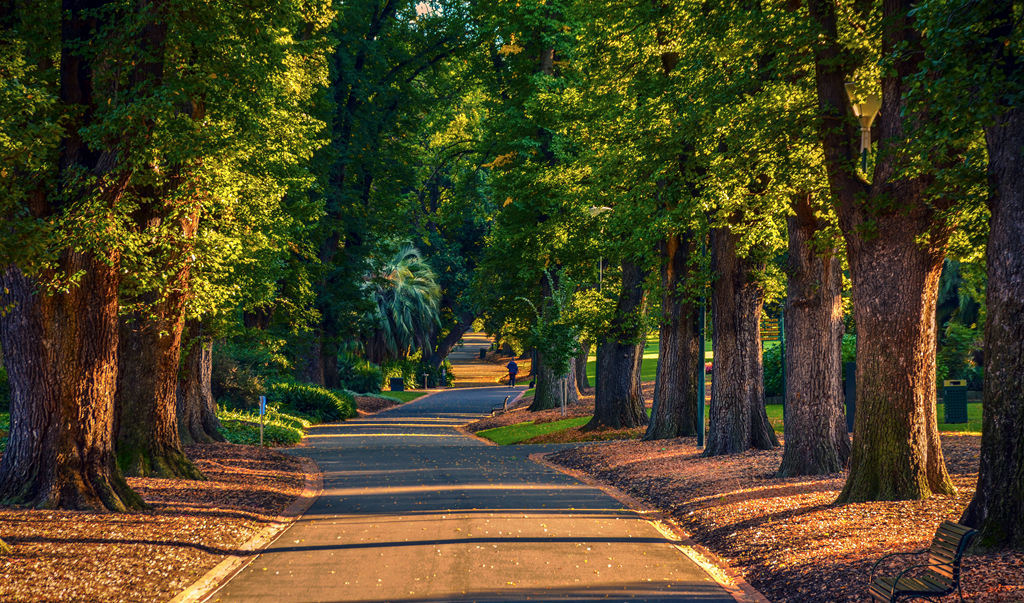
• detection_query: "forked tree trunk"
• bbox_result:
[574,341,591,393]
[428,312,474,369]
[646,234,700,440]
[808,0,955,502]
[587,261,648,430]
[704,228,778,456]
[177,323,223,445]
[0,262,143,511]
[961,103,1024,548]
[117,307,203,479]
[777,200,850,476]
[529,352,579,411]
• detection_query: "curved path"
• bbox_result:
[211,386,735,602]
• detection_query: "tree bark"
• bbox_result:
[646,234,700,440]
[961,73,1024,546]
[296,332,326,386]
[0,263,143,511]
[587,261,648,429]
[704,228,778,456]
[116,306,203,479]
[807,0,954,502]
[777,198,850,476]
[574,340,591,393]
[177,322,223,445]
[529,351,579,411]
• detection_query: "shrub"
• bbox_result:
[937,322,981,387]
[268,382,355,422]
[338,356,383,393]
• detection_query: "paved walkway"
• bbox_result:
[211,388,734,602]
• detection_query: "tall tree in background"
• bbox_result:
[807,0,956,501]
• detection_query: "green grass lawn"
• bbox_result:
[379,390,427,403]
[476,416,591,445]
[0,411,8,453]
[765,402,982,434]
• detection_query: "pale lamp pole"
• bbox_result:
[844,82,882,172]
[588,206,612,291]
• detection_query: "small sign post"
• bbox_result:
[258,395,266,447]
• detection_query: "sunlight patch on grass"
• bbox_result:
[477,416,591,445]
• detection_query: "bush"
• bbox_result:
[382,356,420,385]
[937,322,981,387]
[267,382,355,422]
[216,406,304,446]
[0,362,9,413]
[338,356,383,393]
[841,334,857,365]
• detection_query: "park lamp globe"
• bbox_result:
[845,82,882,170]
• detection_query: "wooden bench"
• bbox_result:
[869,521,978,602]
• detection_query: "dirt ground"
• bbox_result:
[547,434,1023,602]
[354,394,405,414]
[0,442,308,603]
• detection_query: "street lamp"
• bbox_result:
[588,206,611,291]
[845,82,881,172]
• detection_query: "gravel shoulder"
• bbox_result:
[0,442,309,603]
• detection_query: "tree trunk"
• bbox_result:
[296,333,326,386]
[529,351,579,411]
[961,103,1024,548]
[587,261,648,430]
[574,340,591,393]
[177,323,223,445]
[777,199,850,476]
[428,312,474,369]
[116,308,203,479]
[704,228,778,456]
[808,0,955,502]
[0,262,143,511]
[646,234,700,440]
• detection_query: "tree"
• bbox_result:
[176,322,223,445]
[363,244,442,364]
[806,0,956,501]
[0,0,144,511]
[777,195,850,476]
[913,0,1024,548]
[587,260,648,429]
[704,226,779,455]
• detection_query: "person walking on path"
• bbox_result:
[506,359,519,387]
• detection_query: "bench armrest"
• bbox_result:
[870,549,928,583]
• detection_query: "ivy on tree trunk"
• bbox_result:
[177,323,224,445]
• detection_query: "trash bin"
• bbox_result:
[479,348,486,359]
[943,379,968,424]
[389,377,404,392]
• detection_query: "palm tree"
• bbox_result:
[363,244,441,364]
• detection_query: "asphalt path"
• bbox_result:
[210,386,735,602]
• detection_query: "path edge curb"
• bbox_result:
[165,454,324,603]
[528,452,771,603]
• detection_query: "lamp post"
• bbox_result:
[588,206,612,291]
[844,83,881,172]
